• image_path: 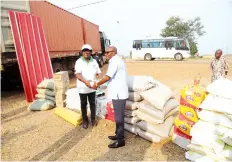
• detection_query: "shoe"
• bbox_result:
[82,121,88,129]
[91,120,97,127]
[108,135,117,140]
[108,141,125,148]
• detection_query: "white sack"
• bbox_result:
[222,130,232,146]
[127,75,155,92]
[207,78,232,99]
[140,86,173,110]
[36,88,55,97]
[198,110,232,129]
[172,133,191,150]
[192,120,231,136]
[185,151,214,162]
[137,116,174,137]
[138,99,178,120]
[27,99,55,111]
[187,144,228,161]
[190,128,225,154]
[125,116,140,124]
[37,79,54,90]
[128,92,143,102]
[137,128,163,143]
[136,110,163,124]
[199,94,232,115]
[226,114,232,121]
[125,109,137,117]
[124,123,139,134]
[125,100,139,110]
[222,144,232,160]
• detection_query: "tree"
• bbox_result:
[161,16,205,55]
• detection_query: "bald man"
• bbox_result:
[92,46,128,148]
[210,49,229,82]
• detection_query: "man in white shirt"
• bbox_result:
[92,46,129,148]
[75,44,101,129]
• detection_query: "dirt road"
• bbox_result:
[1,59,232,161]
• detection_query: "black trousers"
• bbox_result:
[112,99,126,142]
[79,92,96,122]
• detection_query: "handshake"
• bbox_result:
[85,80,98,90]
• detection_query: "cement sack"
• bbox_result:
[125,109,137,117]
[140,86,173,110]
[124,116,140,124]
[190,128,225,154]
[137,128,163,143]
[65,88,90,110]
[125,100,139,110]
[222,144,232,160]
[128,92,143,102]
[164,107,179,119]
[198,110,232,129]
[136,110,163,124]
[28,99,55,111]
[37,88,55,97]
[207,78,232,99]
[124,123,139,134]
[222,130,232,146]
[127,76,155,92]
[192,120,231,136]
[35,94,55,102]
[185,151,214,162]
[96,96,108,118]
[187,144,228,161]
[199,94,232,115]
[137,116,174,137]
[172,133,191,150]
[226,114,232,121]
[37,79,54,90]
[138,99,178,120]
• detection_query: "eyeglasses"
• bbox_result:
[105,51,114,54]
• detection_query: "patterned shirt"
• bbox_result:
[210,56,229,82]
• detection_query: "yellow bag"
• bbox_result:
[180,85,206,108]
[180,105,199,122]
[174,114,195,136]
[55,108,82,126]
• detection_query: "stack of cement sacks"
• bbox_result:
[185,79,232,162]
[28,79,55,111]
[125,76,179,143]
[54,71,69,107]
[124,93,142,133]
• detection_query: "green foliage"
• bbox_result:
[161,16,205,55]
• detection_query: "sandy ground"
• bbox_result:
[1,59,232,161]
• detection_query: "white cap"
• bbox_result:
[82,44,92,51]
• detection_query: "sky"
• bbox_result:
[48,0,232,56]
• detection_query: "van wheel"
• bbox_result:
[144,53,152,61]
[174,53,183,61]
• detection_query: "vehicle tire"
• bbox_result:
[144,53,152,61]
[151,58,156,60]
[174,53,183,61]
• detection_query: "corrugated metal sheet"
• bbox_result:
[83,19,101,52]
[9,11,53,102]
[29,1,84,55]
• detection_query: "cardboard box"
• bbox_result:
[55,94,66,102]
[54,71,70,90]
[54,71,69,81]
[56,100,66,108]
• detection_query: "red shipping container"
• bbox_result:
[29,1,84,55]
[82,19,101,52]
